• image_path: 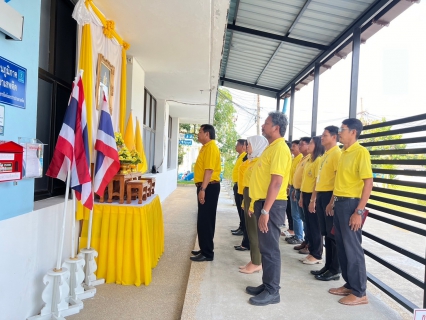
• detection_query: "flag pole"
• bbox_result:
[86,192,94,249]
[71,190,76,258]
[56,162,72,271]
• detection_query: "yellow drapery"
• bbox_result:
[77,21,94,221]
[85,0,129,134]
[124,111,135,150]
[76,1,130,219]
[79,195,164,286]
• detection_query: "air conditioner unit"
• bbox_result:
[0,1,24,41]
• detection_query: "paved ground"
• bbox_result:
[69,183,415,319]
[181,182,413,320]
[69,185,198,320]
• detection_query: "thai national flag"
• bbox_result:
[46,72,93,210]
[94,88,120,195]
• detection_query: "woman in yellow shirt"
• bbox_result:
[239,135,269,274]
[299,136,324,265]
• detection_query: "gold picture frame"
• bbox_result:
[95,53,115,114]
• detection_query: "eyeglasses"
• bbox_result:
[298,142,307,146]
[338,127,350,133]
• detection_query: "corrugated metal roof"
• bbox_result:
[219,0,417,99]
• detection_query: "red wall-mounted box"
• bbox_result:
[0,141,23,182]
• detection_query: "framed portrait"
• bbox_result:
[95,54,115,113]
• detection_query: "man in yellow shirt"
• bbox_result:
[328,118,373,306]
[190,124,221,262]
[245,112,291,306]
[311,126,341,280]
[285,140,302,240]
[231,139,247,236]
[287,137,310,250]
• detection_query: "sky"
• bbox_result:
[224,1,426,141]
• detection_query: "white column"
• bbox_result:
[154,99,170,173]
[169,117,179,170]
[126,56,145,127]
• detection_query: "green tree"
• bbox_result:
[213,88,239,180]
[360,117,404,180]
[361,117,426,214]
[178,89,239,180]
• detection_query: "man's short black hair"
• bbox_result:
[200,124,216,140]
[237,139,247,146]
[300,137,311,144]
[324,125,339,137]
[292,139,300,145]
[342,118,363,139]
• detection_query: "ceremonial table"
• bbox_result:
[79,195,164,286]
[99,172,156,204]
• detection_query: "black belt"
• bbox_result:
[195,181,220,187]
[334,196,359,202]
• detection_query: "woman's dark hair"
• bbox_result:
[310,136,324,161]
[237,139,247,146]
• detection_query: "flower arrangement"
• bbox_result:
[130,149,141,165]
[118,146,133,164]
[115,132,143,173]
[115,132,124,147]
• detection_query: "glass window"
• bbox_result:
[144,91,151,126]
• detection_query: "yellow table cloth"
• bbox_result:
[79,195,164,286]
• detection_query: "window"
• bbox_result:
[143,88,157,171]
[36,0,77,200]
[167,116,172,168]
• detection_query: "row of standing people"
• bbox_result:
[190,113,373,307]
[284,119,373,307]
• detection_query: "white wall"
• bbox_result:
[126,56,145,128]
[0,198,75,319]
[154,99,169,173]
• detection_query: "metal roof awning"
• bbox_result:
[219,0,417,99]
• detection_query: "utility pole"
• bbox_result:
[257,94,261,135]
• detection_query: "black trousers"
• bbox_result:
[255,199,286,294]
[302,192,323,260]
[286,196,293,230]
[233,183,244,229]
[197,183,221,259]
[334,198,367,297]
[316,191,341,274]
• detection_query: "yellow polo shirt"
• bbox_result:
[301,156,321,193]
[232,152,247,183]
[238,159,250,194]
[334,142,373,198]
[194,140,221,183]
[249,138,291,210]
[243,158,258,188]
[316,145,341,192]
[292,154,311,189]
[289,153,302,186]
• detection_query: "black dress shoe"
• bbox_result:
[249,290,280,306]
[232,229,244,236]
[234,245,241,249]
[234,245,249,251]
[315,270,340,281]
[310,267,327,276]
[231,227,241,233]
[246,284,265,296]
[191,250,201,255]
[189,253,213,262]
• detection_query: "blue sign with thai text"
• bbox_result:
[179,139,192,146]
[184,133,193,139]
[0,56,26,109]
